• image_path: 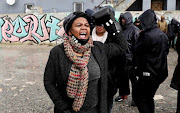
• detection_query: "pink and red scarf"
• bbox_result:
[63,36,93,111]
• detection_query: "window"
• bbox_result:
[151,1,163,11]
[73,2,84,12]
[25,4,34,13]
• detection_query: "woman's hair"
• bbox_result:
[63,11,91,35]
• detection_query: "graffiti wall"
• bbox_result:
[0,11,180,44]
[0,14,66,44]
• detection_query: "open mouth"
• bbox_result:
[97,27,103,31]
[97,26,104,31]
[79,32,87,39]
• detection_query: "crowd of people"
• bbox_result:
[43,6,180,113]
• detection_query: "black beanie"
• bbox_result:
[63,11,91,35]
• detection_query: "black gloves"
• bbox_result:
[92,7,122,36]
[63,110,71,113]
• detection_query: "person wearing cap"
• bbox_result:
[44,10,127,113]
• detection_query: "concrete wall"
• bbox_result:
[167,0,176,10]
[126,0,179,11]
[0,0,102,14]
[142,0,151,11]
[126,10,180,24]
[115,0,137,11]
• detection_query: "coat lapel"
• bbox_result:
[92,42,108,113]
[91,43,104,72]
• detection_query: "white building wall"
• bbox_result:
[167,0,176,10]
[142,0,151,11]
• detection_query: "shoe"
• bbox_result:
[131,100,136,106]
[115,96,123,102]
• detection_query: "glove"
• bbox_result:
[63,110,71,113]
[92,7,122,36]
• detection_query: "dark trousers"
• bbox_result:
[177,90,180,113]
[134,77,160,113]
[127,66,137,100]
[107,96,114,113]
[169,36,175,48]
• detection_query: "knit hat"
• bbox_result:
[63,11,91,35]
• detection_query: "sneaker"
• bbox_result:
[115,96,123,102]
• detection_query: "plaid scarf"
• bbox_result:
[63,35,93,111]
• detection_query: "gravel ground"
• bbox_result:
[0,44,178,113]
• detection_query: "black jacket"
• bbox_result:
[167,19,177,38]
[44,31,127,113]
[170,26,180,90]
[105,34,130,96]
[134,9,169,84]
[119,12,140,66]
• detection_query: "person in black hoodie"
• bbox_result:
[116,12,140,106]
[167,19,177,48]
[134,9,169,113]
[170,20,180,113]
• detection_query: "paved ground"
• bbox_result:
[0,44,178,113]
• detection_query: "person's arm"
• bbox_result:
[92,7,127,58]
[132,28,140,51]
[157,21,160,29]
[105,30,127,59]
[134,32,152,54]
[165,21,168,34]
[44,49,70,113]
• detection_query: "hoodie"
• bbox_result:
[119,12,140,65]
[134,9,169,83]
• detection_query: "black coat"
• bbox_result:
[167,19,177,38]
[119,12,140,66]
[134,9,169,84]
[44,31,127,113]
[170,32,180,90]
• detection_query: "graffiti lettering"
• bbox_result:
[0,14,65,44]
[46,16,60,41]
